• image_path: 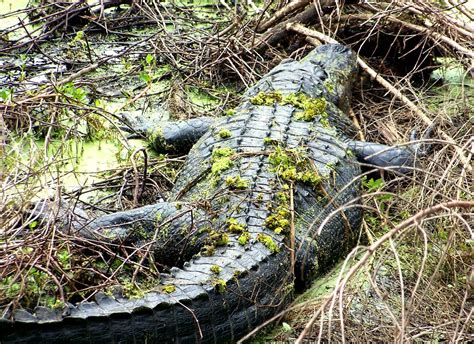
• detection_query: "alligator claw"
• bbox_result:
[118,112,149,139]
[411,123,436,156]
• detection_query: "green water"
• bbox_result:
[0,0,29,30]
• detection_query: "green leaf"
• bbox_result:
[145,54,154,65]
[362,177,384,192]
[282,322,292,333]
[0,88,12,101]
[139,72,151,84]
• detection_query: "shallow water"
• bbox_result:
[0,0,29,30]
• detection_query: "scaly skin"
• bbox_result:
[1,44,389,343]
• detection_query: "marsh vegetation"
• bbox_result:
[0,1,472,342]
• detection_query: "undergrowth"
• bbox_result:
[0,1,472,342]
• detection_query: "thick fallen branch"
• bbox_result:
[252,0,359,52]
[287,23,473,172]
[257,0,310,32]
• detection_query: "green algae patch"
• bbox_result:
[211,147,235,175]
[268,146,323,187]
[210,265,221,274]
[185,86,220,110]
[225,175,249,190]
[257,233,280,253]
[5,134,145,202]
[217,128,232,138]
[162,285,176,294]
[226,218,246,233]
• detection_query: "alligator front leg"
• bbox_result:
[121,114,215,154]
[348,129,432,173]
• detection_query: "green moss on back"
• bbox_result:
[209,231,229,246]
[211,147,235,175]
[225,175,249,189]
[250,91,283,106]
[226,218,246,233]
[268,146,323,187]
[162,285,176,294]
[212,279,227,293]
[210,265,221,274]
[217,129,232,138]
[225,108,236,116]
[201,245,216,256]
[265,206,290,235]
[263,137,280,145]
[257,233,280,253]
[292,97,327,122]
[238,231,251,245]
[250,91,330,127]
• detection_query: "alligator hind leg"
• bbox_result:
[120,114,215,154]
[37,200,211,268]
[88,202,212,267]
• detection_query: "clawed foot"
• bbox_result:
[409,123,436,156]
[118,113,151,140]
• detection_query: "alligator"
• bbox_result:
[1,44,427,343]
